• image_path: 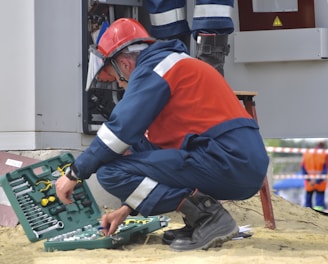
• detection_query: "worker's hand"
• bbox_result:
[101,205,132,236]
[55,175,77,204]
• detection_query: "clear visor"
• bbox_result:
[85,46,115,91]
[86,49,105,91]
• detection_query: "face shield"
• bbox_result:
[85,45,115,91]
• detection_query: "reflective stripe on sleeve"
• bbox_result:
[149,7,185,26]
[97,124,130,154]
[194,4,233,18]
[153,52,190,77]
[125,177,158,209]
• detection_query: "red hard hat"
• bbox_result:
[97,18,155,59]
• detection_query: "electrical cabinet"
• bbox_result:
[238,0,315,31]
[234,0,328,63]
[82,0,143,134]
[234,28,328,63]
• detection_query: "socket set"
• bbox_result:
[44,215,169,252]
[0,153,169,251]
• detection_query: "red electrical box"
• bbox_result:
[238,0,315,31]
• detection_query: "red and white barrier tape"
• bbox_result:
[266,146,328,154]
[273,174,327,180]
[266,146,328,179]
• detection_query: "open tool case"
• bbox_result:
[0,153,169,251]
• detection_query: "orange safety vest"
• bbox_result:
[302,151,327,192]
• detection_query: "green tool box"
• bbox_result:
[0,153,169,251]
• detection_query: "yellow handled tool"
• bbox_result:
[35,179,56,193]
[40,195,56,207]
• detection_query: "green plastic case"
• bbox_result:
[0,153,169,251]
[44,215,169,252]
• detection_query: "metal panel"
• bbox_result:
[35,0,83,133]
[252,0,298,13]
[234,28,328,63]
[238,0,314,31]
[98,0,143,6]
[0,1,35,133]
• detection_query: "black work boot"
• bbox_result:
[162,218,194,245]
[196,33,230,76]
[170,190,239,251]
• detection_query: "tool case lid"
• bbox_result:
[0,153,102,242]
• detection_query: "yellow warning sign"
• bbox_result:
[273,16,283,27]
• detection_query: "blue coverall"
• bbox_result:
[145,0,234,38]
[73,40,269,217]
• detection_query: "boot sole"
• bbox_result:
[170,224,239,251]
[202,225,239,250]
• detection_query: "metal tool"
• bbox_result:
[26,211,47,220]
[27,214,48,224]
[19,196,34,204]
[19,200,34,208]
[25,213,45,222]
[32,219,57,229]
[22,205,40,212]
[30,216,54,227]
[9,177,25,186]
[50,163,71,178]
[35,179,56,193]
[15,187,33,197]
[21,206,40,216]
[11,181,30,191]
[33,221,64,238]
[24,212,43,221]
[18,198,34,206]
[51,170,62,177]
[17,194,29,201]
[18,195,32,201]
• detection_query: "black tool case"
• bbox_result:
[0,153,169,251]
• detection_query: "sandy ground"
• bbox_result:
[0,151,328,263]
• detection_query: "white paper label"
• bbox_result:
[5,159,23,168]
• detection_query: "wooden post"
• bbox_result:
[234,91,276,229]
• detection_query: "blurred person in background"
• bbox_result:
[301,142,328,212]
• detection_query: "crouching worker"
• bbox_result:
[55,18,269,251]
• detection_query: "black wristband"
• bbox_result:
[65,167,78,181]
